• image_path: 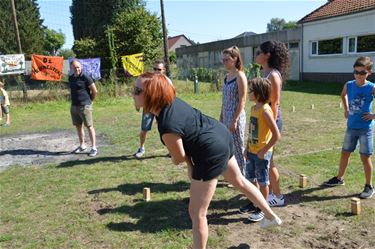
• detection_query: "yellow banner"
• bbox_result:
[121,53,144,77]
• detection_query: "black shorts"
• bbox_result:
[191,123,234,181]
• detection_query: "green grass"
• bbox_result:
[1,80,375,248]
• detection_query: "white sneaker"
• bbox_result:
[72,146,88,154]
[260,215,282,229]
[88,148,98,157]
[267,193,274,202]
[268,194,285,207]
[134,147,145,158]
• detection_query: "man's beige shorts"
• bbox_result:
[70,105,93,127]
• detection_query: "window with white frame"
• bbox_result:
[311,41,317,55]
[347,34,375,53]
[348,37,356,53]
[357,34,375,53]
[310,38,343,55]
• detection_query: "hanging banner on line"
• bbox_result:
[121,53,144,77]
[68,58,101,80]
[0,54,25,75]
[31,54,64,81]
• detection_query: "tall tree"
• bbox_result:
[44,28,65,55]
[71,0,163,70]
[267,18,286,32]
[0,0,45,56]
[266,18,298,32]
[70,0,144,40]
[111,7,163,64]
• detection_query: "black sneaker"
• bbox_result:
[323,176,345,187]
[239,202,257,214]
[359,184,374,199]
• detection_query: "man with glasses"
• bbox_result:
[134,60,171,158]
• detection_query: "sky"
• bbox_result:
[38,0,327,49]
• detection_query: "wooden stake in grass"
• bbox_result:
[339,102,342,108]
[143,187,151,202]
[292,105,296,112]
[299,174,307,188]
[351,197,361,215]
[311,104,315,109]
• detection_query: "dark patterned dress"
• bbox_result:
[221,76,246,174]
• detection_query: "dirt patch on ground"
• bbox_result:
[0,131,106,171]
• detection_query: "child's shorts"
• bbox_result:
[245,151,273,186]
[342,127,373,155]
[1,105,10,114]
[141,112,154,131]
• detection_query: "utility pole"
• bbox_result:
[160,0,170,77]
[11,0,22,53]
[11,0,27,100]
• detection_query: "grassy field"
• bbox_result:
[1,80,374,249]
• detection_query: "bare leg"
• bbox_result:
[360,154,373,185]
[139,130,147,149]
[260,185,269,200]
[269,158,281,196]
[75,124,85,147]
[337,151,351,179]
[189,178,217,249]
[222,157,276,220]
[87,125,96,148]
[5,113,10,125]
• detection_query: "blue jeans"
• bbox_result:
[245,151,272,186]
[342,127,373,155]
[141,112,154,131]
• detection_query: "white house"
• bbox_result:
[299,0,375,83]
[168,35,194,52]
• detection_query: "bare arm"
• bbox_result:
[89,83,97,101]
[229,71,247,132]
[362,85,375,121]
[257,109,281,159]
[269,73,282,120]
[341,83,348,119]
[162,133,192,180]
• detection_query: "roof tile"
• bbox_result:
[299,0,375,23]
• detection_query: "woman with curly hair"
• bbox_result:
[256,40,289,207]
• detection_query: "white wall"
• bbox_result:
[169,37,193,52]
[302,9,375,73]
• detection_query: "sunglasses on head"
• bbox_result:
[153,67,162,71]
[353,70,368,75]
[133,86,143,95]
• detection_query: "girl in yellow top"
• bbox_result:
[242,78,280,222]
[0,81,10,127]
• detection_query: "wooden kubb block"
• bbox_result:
[143,187,151,202]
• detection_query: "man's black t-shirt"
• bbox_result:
[157,97,234,181]
[69,73,94,106]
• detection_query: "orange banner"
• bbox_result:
[31,54,64,81]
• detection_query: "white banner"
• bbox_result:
[0,54,26,75]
